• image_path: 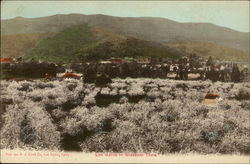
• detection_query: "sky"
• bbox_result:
[1,1,249,32]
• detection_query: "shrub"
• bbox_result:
[1,79,249,154]
[17,82,32,91]
[19,114,36,145]
[223,121,236,133]
[0,100,61,150]
[35,83,54,89]
[67,83,77,91]
[201,131,223,144]
[0,104,26,149]
[241,101,250,110]
[237,87,250,100]
[166,112,180,122]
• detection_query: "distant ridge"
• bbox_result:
[1,14,249,52]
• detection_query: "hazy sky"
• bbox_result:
[1,1,249,32]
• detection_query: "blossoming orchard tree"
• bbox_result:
[0,79,249,154]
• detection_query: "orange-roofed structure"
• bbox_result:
[204,94,220,99]
[202,93,221,105]
[0,58,15,63]
[62,72,80,78]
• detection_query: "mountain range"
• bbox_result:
[1,14,249,62]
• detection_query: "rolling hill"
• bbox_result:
[168,41,250,62]
[1,14,249,52]
[1,33,54,58]
[23,24,184,63]
[1,14,249,62]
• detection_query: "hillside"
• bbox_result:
[23,24,97,62]
[1,33,53,58]
[2,27,248,63]
[168,41,250,62]
[1,14,249,52]
[23,24,184,63]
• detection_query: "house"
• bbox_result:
[62,72,81,79]
[0,58,15,63]
[202,93,222,105]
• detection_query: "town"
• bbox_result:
[1,54,249,84]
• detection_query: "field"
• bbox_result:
[0,78,249,154]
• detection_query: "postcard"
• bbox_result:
[1,1,249,163]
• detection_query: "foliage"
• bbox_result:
[0,79,249,154]
[23,24,183,63]
[24,24,98,63]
